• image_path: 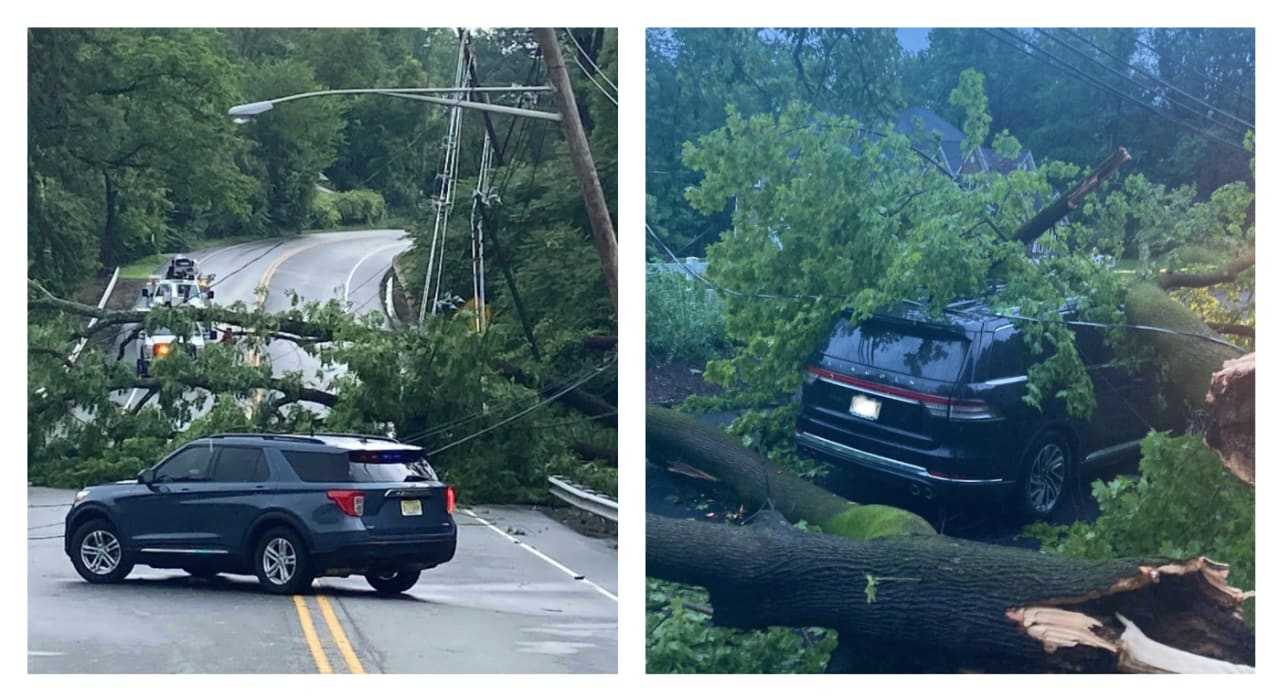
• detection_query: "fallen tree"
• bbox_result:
[646,405,1255,672]
[648,512,1254,673]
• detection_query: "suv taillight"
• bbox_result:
[445,486,456,514]
[946,399,1000,421]
[326,490,365,517]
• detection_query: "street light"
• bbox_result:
[227,86,559,123]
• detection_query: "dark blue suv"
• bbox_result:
[796,300,1166,518]
[64,433,457,594]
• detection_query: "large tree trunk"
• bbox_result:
[100,170,119,267]
[647,512,1254,673]
[647,406,935,539]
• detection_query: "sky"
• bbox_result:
[896,28,931,54]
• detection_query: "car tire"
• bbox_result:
[365,567,421,595]
[1016,431,1073,520]
[69,519,134,584]
[253,527,313,594]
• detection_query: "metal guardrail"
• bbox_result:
[548,475,618,522]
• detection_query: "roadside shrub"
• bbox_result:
[646,268,727,366]
[333,189,386,224]
[309,189,386,229]
[1027,431,1255,598]
[309,192,342,229]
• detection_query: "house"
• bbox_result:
[892,106,1037,177]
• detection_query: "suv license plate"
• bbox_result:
[400,499,423,517]
[850,394,882,420]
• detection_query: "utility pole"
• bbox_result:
[532,28,618,314]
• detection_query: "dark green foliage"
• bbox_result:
[646,579,836,673]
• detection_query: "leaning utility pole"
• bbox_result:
[532,28,619,314]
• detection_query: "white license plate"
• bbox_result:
[400,499,423,517]
[849,394,882,420]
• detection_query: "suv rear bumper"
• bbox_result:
[795,429,1014,502]
[312,530,457,575]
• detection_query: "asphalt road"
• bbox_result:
[29,487,618,673]
[41,231,617,672]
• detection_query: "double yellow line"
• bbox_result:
[291,594,366,673]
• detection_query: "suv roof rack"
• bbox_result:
[310,432,401,444]
[203,433,325,444]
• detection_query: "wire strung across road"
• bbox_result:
[395,357,616,445]
[409,356,616,456]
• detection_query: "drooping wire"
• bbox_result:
[983,29,1250,154]
[1038,29,1252,138]
[411,357,616,456]
[1133,33,1254,107]
[1060,28,1253,133]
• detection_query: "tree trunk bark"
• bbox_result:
[100,170,119,267]
[647,406,935,539]
[647,513,1254,673]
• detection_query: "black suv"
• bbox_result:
[795,300,1164,518]
[65,433,457,594]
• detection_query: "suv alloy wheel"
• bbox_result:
[1017,432,1072,519]
[70,520,134,583]
[253,527,314,594]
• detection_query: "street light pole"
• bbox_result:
[227,86,559,123]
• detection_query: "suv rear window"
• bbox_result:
[282,450,436,483]
[821,318,970,381]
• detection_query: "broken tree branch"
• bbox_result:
[1157,250,1256,290]
[1014,147,1131,245]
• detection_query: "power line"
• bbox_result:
[984,29,1250,155]
[395,358,615,444]
[569,52,618,107]
[564,29,618,93]
[1062,28,1253,133]
[1041,29,1252,137]
[415,357,615,456]
[1133,33,1254,108]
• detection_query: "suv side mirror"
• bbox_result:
[137,469,156,485]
